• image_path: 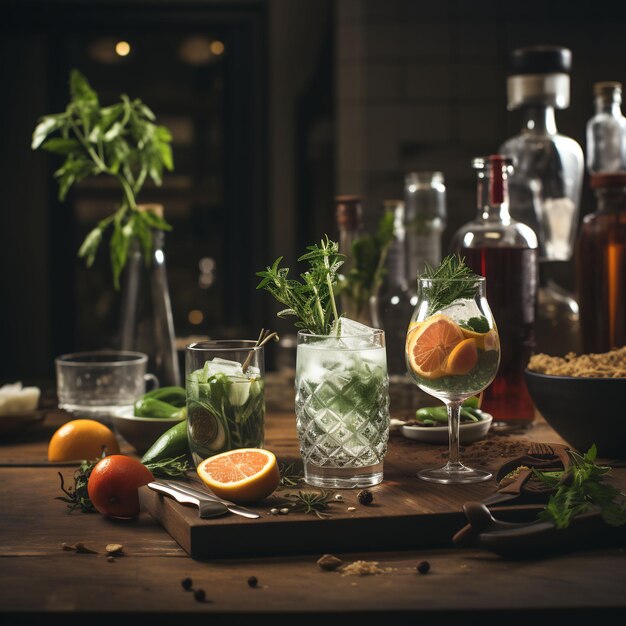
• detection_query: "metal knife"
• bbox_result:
[148,481,228,519]
[159,479,261,519]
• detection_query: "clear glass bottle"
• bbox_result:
[119,204,180,386]
[371,200,413,378]
[500,46,583,262]
[587,81,626,174]
[576,173,626,353]
[335,195,367,321]
[500,46,583,356]
[450,156,539,428]
[404,172,446,288]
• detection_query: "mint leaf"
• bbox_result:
[536,445,626,530]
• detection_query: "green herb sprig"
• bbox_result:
[421,254,480,315]
[56,458,98,513]
[256,237,343,335]
[534,445,626,529]
[336,211,395,319]
[278,461,304,487]
[283,489,335,519]
[32,69,174,288]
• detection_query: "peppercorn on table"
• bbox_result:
[1,383,625,623]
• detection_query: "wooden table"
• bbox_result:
[1,385,625,623]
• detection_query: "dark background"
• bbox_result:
[1,0,625,380]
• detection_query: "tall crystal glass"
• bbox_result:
[295,329,390,488]
[406,277,500,484]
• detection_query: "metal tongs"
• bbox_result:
[148,480,260,519]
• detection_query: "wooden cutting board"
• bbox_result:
[139,428,551,559]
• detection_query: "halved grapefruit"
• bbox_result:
[197,448,280,503]
[406,315,465,379]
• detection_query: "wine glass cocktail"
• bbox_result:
[405,275,500,483]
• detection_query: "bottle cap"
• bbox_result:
[335,195,363,229]
[471,156,514,170]
[488,155,507,205]
[509,45,572,75]
[507,45,572,110]
[405,172,444,187]
[594,81,622,100]
[590,172,626,189]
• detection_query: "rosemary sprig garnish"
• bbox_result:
[256,236,343,335]
[421,254,480,315]
[144,455,191,479]
[278,461,304,487]
[283,489,335,519]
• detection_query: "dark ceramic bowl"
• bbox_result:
[524,369,626,459]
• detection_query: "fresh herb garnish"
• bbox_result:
[57,458,99,513]
[534,445,626,529]
[459,316,490,333]
[144,455,191,479]
[32,69,174,288]
[282,489,334,518]
[256,236,343,335]
[421,254,480,315]
[336,211,395,319]
[278,461,304,487]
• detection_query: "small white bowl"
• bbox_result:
[110,407,184,454]
[401,413,493,445]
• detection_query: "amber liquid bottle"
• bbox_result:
[577,173,626,352]
[451,156,539,427]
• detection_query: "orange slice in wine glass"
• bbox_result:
[444,337,478,376]
[406,314,465,379]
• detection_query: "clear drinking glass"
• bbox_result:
[55,351,158,418]
[405,277,500,484]
[186,341,265,466]
[295,329,390,488]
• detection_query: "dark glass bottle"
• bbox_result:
[119,204,180,386]
[450,156,539,427]
[371,200,413,378]
[577,173,626,352]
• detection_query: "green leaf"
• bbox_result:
[70,69,98,106]
[148,159,163,186]
[132,213,153,265]
[585,444,598,463]
[110,212,130,290]
[32,115,64,149]
[41,138,81,154]
[138,208,172,231]
[138,103,156,121]
[157,141,174,171]
[103,121,124,142]
[155,125,172,142]
[77,226,103,267]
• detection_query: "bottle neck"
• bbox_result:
[595,95,623,117]
[475,171,511,224]
[522,104,557,135]
[595,187,626,213]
